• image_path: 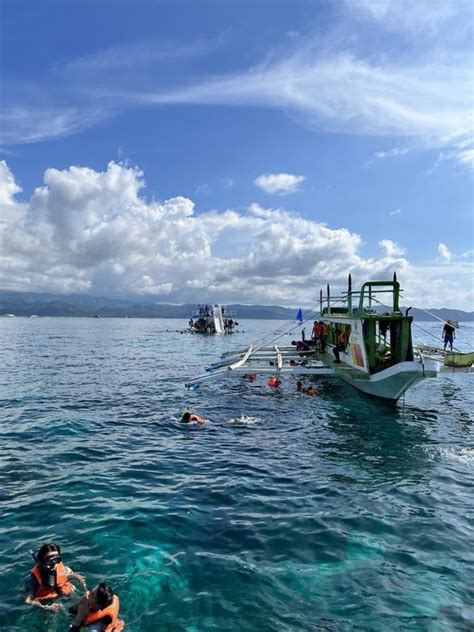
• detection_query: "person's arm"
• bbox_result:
[71,593,90,627]
[24,575,59,611]
[69,571,88,591]
[25,593,61,612]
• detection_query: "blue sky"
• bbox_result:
[0,0,473,308]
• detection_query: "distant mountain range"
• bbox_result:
[0,290,473,321]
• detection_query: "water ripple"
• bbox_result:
[0,318,473,631]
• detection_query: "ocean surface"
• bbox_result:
[0,317,473,631]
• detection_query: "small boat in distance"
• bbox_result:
[189,304,238,334]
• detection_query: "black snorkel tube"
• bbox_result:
[30,549,39,564]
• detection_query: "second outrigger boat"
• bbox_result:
[186,275,448,402]
[189,304,237,334]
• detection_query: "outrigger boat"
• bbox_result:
[188,304,237,334]
[186,275,454,402]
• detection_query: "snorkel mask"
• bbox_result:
[40,554,61,587]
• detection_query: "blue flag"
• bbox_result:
[296,307,303,324]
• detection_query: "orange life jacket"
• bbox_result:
[338,331,346,345]
[320,324,328,336]
[267,376,280,388]
[31,562,74,601]
[312,323,321,337]
[84,595,123,631]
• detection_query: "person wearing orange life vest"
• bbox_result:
[25,543,87,612]
[69,582,124,632]
[333,328,346,363]
[267,375,281,388]
[311,321,321,348]
[297,381,318,396]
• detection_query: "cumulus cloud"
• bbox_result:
[0,161,26,223]
[0,161,471,308]
[379,239,405,256]
[0,161,405,303]
[254,173,305,195]
[438,242,452,262]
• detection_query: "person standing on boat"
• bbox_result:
[319,322,328,352]
[312,321,321,346]
[442,321,455,351]
[333,329,346,363]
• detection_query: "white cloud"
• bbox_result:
[0,107,105,145]
[63,39,216,72]
[438,242,452,262]
[195,184,210,195]
[389,208,401,216]
[254,173,305,195]
[458,148,474,167]
[0,161,26,223]
[2,4,472,169]
[379,239,405,256]
[373,147,410,160]
[344,0,468,36]
[0,161,472,309]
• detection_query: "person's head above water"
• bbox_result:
[37,543,62,568]
[181,411,208,424]
[90,582,114,610]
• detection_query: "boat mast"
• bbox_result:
[348,273,352,314]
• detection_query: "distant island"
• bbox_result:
[0,290,473,321]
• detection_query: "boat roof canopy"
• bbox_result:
[321,278,403,319]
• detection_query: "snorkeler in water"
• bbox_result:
[296,382,318,396]
[267,375,281,388]
[25,543,87,612]
[181,411,209,424]
[69,582,124,631]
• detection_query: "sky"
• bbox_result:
[0,0,473,309]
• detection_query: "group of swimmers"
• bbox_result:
[26,543,124,631]
[243,373,318,395]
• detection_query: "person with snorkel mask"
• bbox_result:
[25,543,87,612]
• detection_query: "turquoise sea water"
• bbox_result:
[0,317,473,631]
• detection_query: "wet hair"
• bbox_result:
[37,543,61,562]
[181,412,191,422]
[95,582,114,609]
